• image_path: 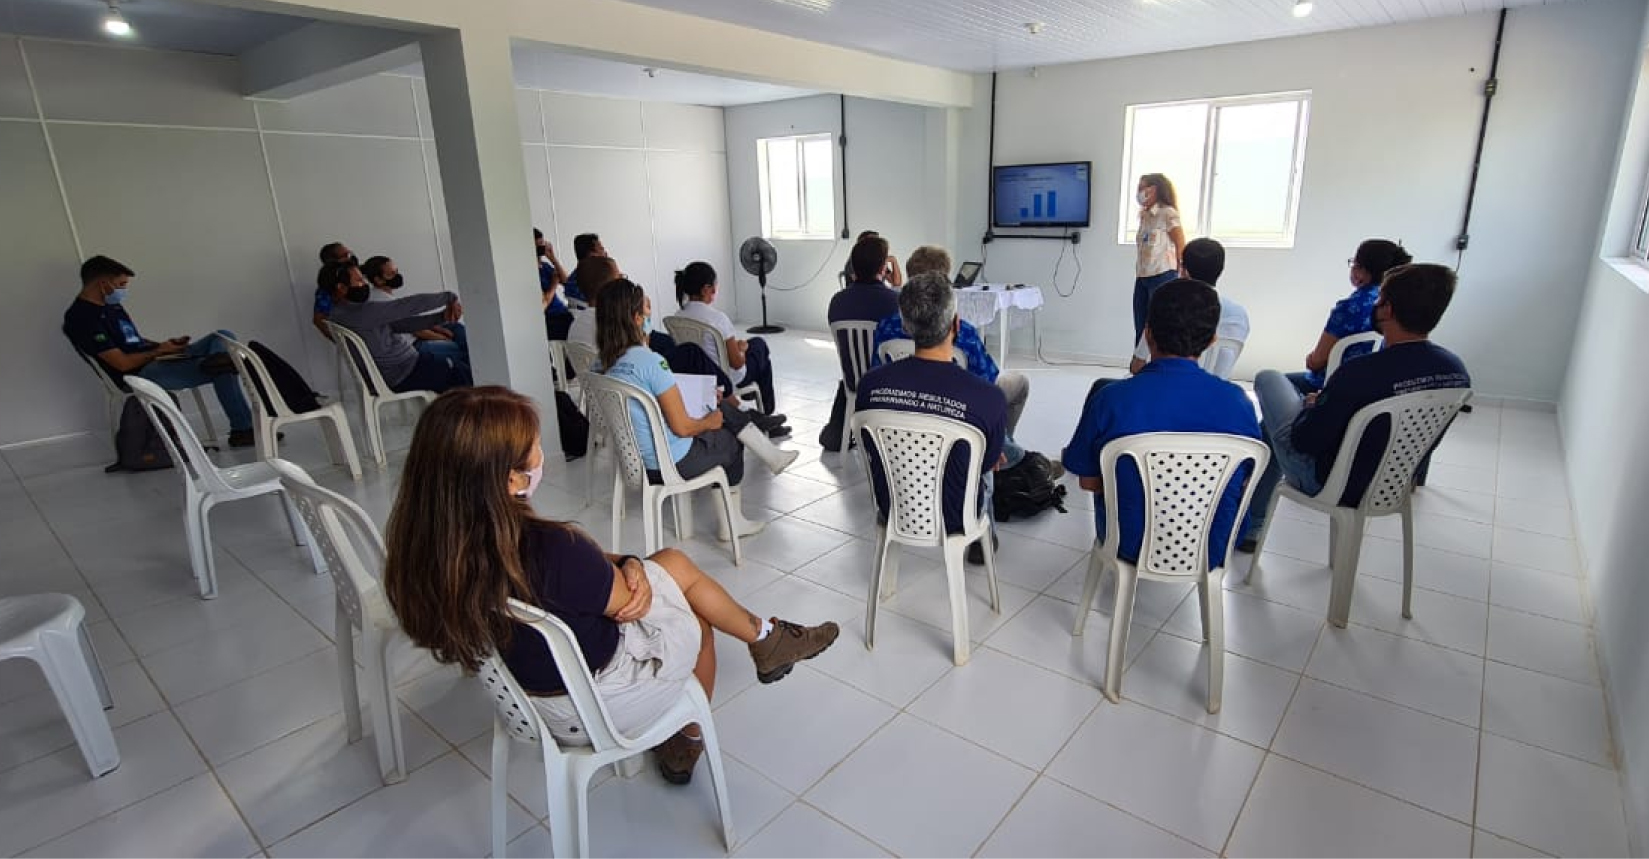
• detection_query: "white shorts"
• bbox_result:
[530,560,702,745]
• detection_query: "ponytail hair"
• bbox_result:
[674,261,717,307]
[1354,239,1414,282]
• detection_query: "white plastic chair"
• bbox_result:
[271,459,408,784]
[1250,388,1472,627]
[69,343,217,446]
[125,376,312,600]
[325,321,436,466]
[875,338,969,371]
[830,321,879,451]
[852,409,1000,665]
[1325,331,1383,382]
[1072,433,1269,712]
[563,341,609,506]
[548,340,570,395]
[662,315,763,412]
[480,598,733,858]
[581,373,743,564]
[220,336,363,479]
[1199,336,1245,380]
[0,594,118,777]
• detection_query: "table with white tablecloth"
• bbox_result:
[953,284,1044,364]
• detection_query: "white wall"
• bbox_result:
[0,35,731,447]
[957,0,1645,402]
[1559,18,1649,854]
[722,94,952,330]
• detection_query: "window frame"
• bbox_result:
[1118,90,1312,249]
[1630,174,1649,264]
[757,132,837,242]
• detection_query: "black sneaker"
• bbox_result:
[750,411,788,432]
[228,430,282,449]
[818,426,842,453]
[965,533,1000,565]
[766,424,792,440]
[1236,536,1258,554]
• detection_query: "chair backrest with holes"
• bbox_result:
[125,375,234,492]
[220,336,296,420]
[663,315,728,371]
[479,598,637,753]
[1325,331,1383,382]
[1319,387,1471,515]
[326,322,392,398]
[1098,432,1270,579]
[876,338,968,371]
[1199,337,1244,380]
[580,373,685,486]
[851,409,987,546]
[271,459,388,634]
[831,321,879,394]
[547,341,569,394]
[564,341,600,376]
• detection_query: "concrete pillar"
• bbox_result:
[420,24,560,452]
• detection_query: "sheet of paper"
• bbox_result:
[676,373,719,420]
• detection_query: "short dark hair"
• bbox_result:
[1146,279,1221,358]
[318,242,349,264]
[80,255,133,285]
[1354,239,1413,282]
[1181,238,1225,286]
[317,261,358,292]
[857,230,880,242]
[1378,263,1455,335]
[361,255,392,284]
[573,233,601,260]
[573,256,621,306]
[850,236,890,282]
[533,227,543,241]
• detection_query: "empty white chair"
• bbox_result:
[875,338,969,371]
[1072,433,1269,713]
[1199,336,1245,380]
[69,344,217,445]
[852,409,1000,665]
[830,321,879,451]
[480,598,733,858]
[563,341,609,506]
[0,594,118,778]
[1324,331,1383,382]
[220,336,363,479]
[581,373,743,564]
[272,459,408,784]
[662,314,763,412]
[1250,388,1472,627]
[125,376,310,599]
[325,321,436,466]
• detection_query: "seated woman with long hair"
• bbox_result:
[384,387,839,784]
[673,261,780,422]
[595,278,796,539]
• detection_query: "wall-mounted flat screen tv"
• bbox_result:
[992,161,1093,228]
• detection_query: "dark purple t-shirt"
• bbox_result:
[502,522,617,693]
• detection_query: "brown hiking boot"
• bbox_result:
[654,730,704,785]
[749,618,840,684]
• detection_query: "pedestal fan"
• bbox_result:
[739,237,784,334]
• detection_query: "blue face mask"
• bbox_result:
[642,316,653,336]
[106,287,128,305]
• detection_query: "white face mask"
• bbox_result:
[1136,190,1150,206]
[515,464,543,499]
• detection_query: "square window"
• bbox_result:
[758,133,837,240]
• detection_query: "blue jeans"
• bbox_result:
[1242,370,1326,540]
[415,322,468,361]
[1132,270,1180,342]
[137,329,252,433]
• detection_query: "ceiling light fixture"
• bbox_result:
[1292,0,1314,17]
[642,67,658,78]
[103,0,133,36]
[1024,21,1046,35]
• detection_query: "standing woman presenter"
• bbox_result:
[1131,173,1186,342]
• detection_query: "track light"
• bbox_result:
[1292,0,1314,17]
[103,1,133,37]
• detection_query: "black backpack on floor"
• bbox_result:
[106,397,174,473]
[993,451,1068,522]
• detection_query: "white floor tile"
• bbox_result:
[1253,514,1330,565]
[1273,679,1479,822]
[112,582,301,657]
[1349,574,1490,656]
[1492,496,1574,539]
[1357,536,1493,602]
[1238,551,1333,614]
[983,594,1155,687]
[1305,625,1484,726]
[1411,485,1496,525]
[907,648,1101,769]
[1162,587,1322,673]
[1121,632,1299,747]
[141,609,330,704]
[997,507,1097,553]
[1473,829,1553,857]
[788,536,931,603]
[1425,462,1498,495]
[977,776,1211,857]
[714,666,894,794]
[1491,528,1580,577]
[728,516,855,573]
[1493,467,1569,506]
[84,619,134,667]
[1475,733,1631,858]
[1048,562,1194,627]
[28,772,257,858]
[1482,661,1612,766]
[808,612,958,708]
[739,574,865,632]
[876,563,1038,646]
[1045,701,1264,851]
[1364,511,1493,558]
[974,526,1087,591]
[788,490,879,538]
[217,711,447,845]
[395,665,495,747]
[0,712,207,856]
[1489,563,1588,625]
[805,714,1035,858]
[0,660,166,774]
[1486,606,1599,686]
[1226,755,1472,857]
[739,473,846,516]
[732,803,891,858]
[672,537,787,601]
[173,647,359,765]
[267,752,535,857]
[583,755,793,857]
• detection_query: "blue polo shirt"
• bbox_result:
[1062,358,1263,567]
[856,358,1007,535]
[870,314,998,383]
[1303,284,1380,389]
[539,260,567,314]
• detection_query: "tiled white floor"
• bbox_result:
[0,330,1633,857]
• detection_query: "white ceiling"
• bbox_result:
[0,0,307,55]
[507,43,817,106]
[616,0,1583,72]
